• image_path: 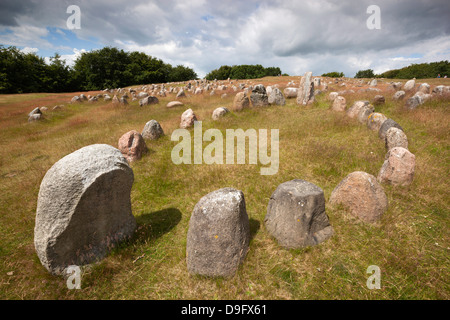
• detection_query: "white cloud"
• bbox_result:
[20,46,39,54]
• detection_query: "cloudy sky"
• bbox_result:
[1,0,449,78]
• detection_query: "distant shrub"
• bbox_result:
[322,72,344,78]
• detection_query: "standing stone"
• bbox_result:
[118,130,148,163]
[34,144,136,275]
[357,104,375,124]
[186,188,250,277]
[330,171,388,223]
[71,96,81,103]
[417,83,431,94]
[265,180,333,249]
[212,107,229,120]
[112,95,120,104]
[405,95,423,110]
[328,92,339,101]
[120,96,128,105]
[373,95,385,105]
[283,87,298,98]
[268,88,286,105]
[378,119,403,140]
[139,96,159,106]
[403,79,416,91]
[369,79,378,87]
[250,84,269,107]
[378,147,415,186]
[176,89,186,99]
[367,113,387,131]
[138,92,148,99]
[297,72,315,105]
[332,96,346,112]
[393,90,406,101]
[142,120,164,140]
[346,101,369,119]
[233,92,250,111]
[180,108,197,129]
[385,127,408,151]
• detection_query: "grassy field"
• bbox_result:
[0,76,448,299]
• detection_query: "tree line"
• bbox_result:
[0,46,198,94]
[354,61,449,79]
[205,64,284,81]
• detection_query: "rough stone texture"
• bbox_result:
[212,107,229,120]
[112,95,119,104]
[405,95,423,110]
[433,85,450,95]
[120,96,128,105]
[79,94,88,101]
[357,104,375,124]
[346,101,368,119]
[331,96,346,112]
[34,144,136,275]
[369,79,378,86]
[268,87,286,105]
[71,96,81,103]
[142,120,164,140]
[166,101,183,108]
[329,171,388,223]
[250,84,269,107]
[264,180,333,249]
[373,95,385,105]
[393,90,406,100]
[186,188,250,277]
[378,119,403,140]
[118,130,148,162]
[28,107,42,121]
[138,92,148,99]
[233,92,250,111]
[403,79,416,91]
[180,108,197,129]
[377,147,415,186]
[176,89,186,98]
[139,96,159,106]
[367,113,387,131]
[283,87,298,98]
[297,72,315,105]
[417,83,431,94]
[385,127,408,151]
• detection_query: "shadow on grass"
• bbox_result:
[249,218,260,242]
[133,207,182,244]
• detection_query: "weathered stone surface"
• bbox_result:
[137,92,148,99]
[283,87,298,98]
[112,95,120,104]
[139,96,159,106]
[176,89,186,98]
[385,127,408,151]
[393,90,406,100]
[330,171,388,223]
[233,92,250,111]
[378,147,415,186]
[71,96,81,103]
[250,84,269,107]
[367,113,387,131]
[417,83,430,94]
[180,108,197,129]
[186,188,250,277]
[34,144,136,275]
[369,79,378,86]
[212,107,229,120]
[297,72,315,105]
[378,118,403,140]
[118,130,148,162]
[79,94,87,101]
[346,101,369,118]
[405,95,423,110]
[357,104,375,124]
[166,101,183,108]
[142,120,164,140]
[268,88,286,105]
[373,95,385,105]
[331,96,346,112]
[328,92,339,101]
[120,96,128,105]
[403,79,416,91]
[265,180,333,249]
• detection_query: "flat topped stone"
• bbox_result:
[265,179,334,249]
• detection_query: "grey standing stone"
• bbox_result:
[268,88,286,105]
[212,107,229,120]
[233,92,250,111]
[297,72,315,105]
[142,120,164,140]
[367,113,387,131]
[357,104,375,124]
[392,90,406,101]
[403,79,416,91]
[250,84,269,107]
[139,96,159,106]
[34,144,136,275]
[385,127,408,151]
[346,101,369,119]
[283,87,298,98]
[378,119,403,140]
[265,180,334,249]
[186,188,250,277]
[405,95,423,110]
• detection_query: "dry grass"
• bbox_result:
[0,76,448,300]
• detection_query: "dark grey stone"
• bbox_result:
[378,119,403,140]
[265,180,333,249]
[250,84,269,107]
[142,120,164,140]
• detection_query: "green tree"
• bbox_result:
[322,71,344,78]
[354,69,375,78]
